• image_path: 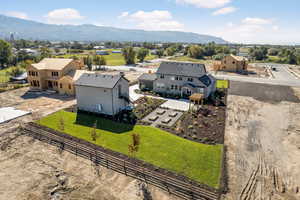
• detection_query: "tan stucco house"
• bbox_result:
[220,55,248,72]
[27,58,85,95]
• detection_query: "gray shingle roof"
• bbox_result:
[156,61,206,77]
[75,73,124,89]
[138,73,157,81]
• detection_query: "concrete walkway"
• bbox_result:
[129,84,190,111]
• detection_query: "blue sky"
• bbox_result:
[1,0,300,44]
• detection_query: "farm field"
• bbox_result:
[38,110,223,188]
[56,49,158,66]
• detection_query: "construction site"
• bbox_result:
[0,73,300,200]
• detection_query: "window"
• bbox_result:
[188,78,193,82]
[53,82,58,87]
[160,74,165,79]
[232,61,235,64]
[68,84,71,90]
[175,85,178,90]
[118,85,122,97]
[175,76,182,80]
[52,72,59,77]
[171,85,174,90]
[60,83,62,88]
[156,83,165,88]
[37,81,40,87]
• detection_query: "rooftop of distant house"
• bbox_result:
[31,58,73,70]
[156,61,207,77]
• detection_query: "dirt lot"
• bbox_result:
[223,94,300,200]
[0,128,180,200]
[209,64,271,78]
[229,81,300,103]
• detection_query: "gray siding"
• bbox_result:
[153,73,213,98]
[75,77,129,116]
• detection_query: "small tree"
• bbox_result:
[91,120,98,141]
[156,49,164,58]
[137,48,149,62]
[122,47,136,65]
[84,56,93,71]
[128,133,140,157]
[58,116,65,132]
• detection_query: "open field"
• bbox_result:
[223,82,300,199]
[38,110,223,188]
[56,49,158,66]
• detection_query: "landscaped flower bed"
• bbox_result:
[133,96,166,119]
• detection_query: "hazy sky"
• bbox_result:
[1,0,300,44]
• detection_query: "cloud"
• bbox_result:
[176,0,231,8]
[212,6,237,15]
[119,10,184,31]
[45,8,85,24]
[118,12,129,19]
[208,17,282,43]
[242,17,272,25]
[5,11,29,19]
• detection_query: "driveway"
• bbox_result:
[129,84,190,111]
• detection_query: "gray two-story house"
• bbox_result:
[139,61,216,98]
[75,73,130,116]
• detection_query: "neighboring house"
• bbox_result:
[27,58,84,95]
[75,73,130,116]
[138,73,157,91]
[220,55,248,72]
[138,61,216,98]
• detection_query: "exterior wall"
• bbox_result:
[58,78,75,95]
[153,73,207,96]
[75,77,129,116]
[111,78,130,115]
[220,55,247,72]
[76,86,114,115]
[139,80,154,90]
[27,65,43,90]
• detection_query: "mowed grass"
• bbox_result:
[57,49,158,66]
[38,110,223,188]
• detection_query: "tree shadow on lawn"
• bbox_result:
[75,111,134,134]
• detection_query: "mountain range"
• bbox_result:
[0,14,227,44]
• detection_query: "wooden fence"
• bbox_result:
[22,122,221,200]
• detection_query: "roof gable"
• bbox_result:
[31,58,73,70]
[157,61,206,77]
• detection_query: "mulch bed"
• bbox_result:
[158,105,226,145]
[133,96,166,120]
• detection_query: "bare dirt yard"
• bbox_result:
[0,128,180,200]
[223,83,300,200]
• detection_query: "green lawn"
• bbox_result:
[57,49,158,66]
[38,110,223,188]
[0,67,25,83]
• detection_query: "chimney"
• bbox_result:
[120,72,125,77]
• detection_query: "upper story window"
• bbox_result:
[175,76,182,81]
[188,77,194,82]
[52,72,59,77]
[160,74,165,79]
[29,71,38,76]
[232,61,236,64]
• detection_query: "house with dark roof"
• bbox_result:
[75,73,130,116]
[138,73,157,91]
[138,61,216,98]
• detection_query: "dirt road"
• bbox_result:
[223,95,300,200]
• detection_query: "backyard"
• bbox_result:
[38,110,223,188]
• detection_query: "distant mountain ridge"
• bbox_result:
[0,15,227,44]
